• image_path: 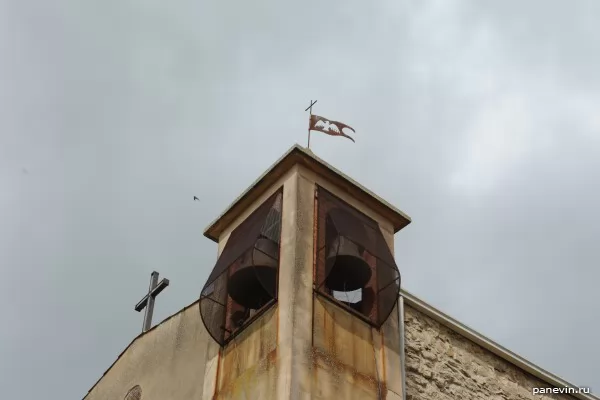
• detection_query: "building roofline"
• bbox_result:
[203,144,411,242]
[82,299,200,399]
[401,289,598,400]
[84,289,596,399]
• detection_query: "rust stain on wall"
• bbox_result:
[214,348,278,400]
[310,348,385,399]
[311,295,391,399]
[217,306,278,395]
[313,296,382,378]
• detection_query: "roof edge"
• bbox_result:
[202,144,299,242]
[203,143,411,242]
[400,289,598,400]
[83,299,200,399]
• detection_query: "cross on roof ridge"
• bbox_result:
[134,271,170,333]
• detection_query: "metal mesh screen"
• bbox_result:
[315,186,400,328]
[200,189,283,345]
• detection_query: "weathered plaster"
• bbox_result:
[84,303,219,400]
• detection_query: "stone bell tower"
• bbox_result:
[200,144,411,400]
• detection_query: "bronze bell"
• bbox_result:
[325,235,372,291]
[227,237,279,309]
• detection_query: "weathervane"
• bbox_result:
[305,100,356,149]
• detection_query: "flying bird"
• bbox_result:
[193,196,199,201]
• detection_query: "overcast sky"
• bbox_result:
[1,1,598,399]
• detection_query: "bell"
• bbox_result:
[325,235,372,291]
[227,237,279,309]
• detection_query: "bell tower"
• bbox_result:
[200,145,411,400]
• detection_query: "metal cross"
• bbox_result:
[134,271,170,333]
[305,99,317,113]
[305,100,317,148]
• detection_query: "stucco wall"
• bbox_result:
[84,302,218,400]
[311,295,383,399]
[404,304,578,400]
[298,165,403,400]
[215,305,278,399]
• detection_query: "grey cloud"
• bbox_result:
[0,0,598,398]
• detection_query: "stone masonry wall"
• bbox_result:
[404,304,578,400]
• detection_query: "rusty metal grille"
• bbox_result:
[200,189,283,345]
[315,186,400,328]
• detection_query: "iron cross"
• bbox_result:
[135,271,170,333]
[305,99,317,113]
[305,100,317,148]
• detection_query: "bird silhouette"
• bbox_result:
[315,120,340,133]
[193,196,199,201]
[313,118,355,142]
